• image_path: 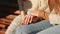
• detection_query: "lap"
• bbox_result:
[37,25,60,34]
[15,20,52,34]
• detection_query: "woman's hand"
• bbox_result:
[21,15,39,25]
[31,9,45,19]
[31,9,43,17]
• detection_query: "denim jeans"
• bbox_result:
[15,20,52,34]
[37,25,60,34]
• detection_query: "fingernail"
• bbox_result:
[30,21,31,23]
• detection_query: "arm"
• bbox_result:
[5,15,22,34]
[5,11,26,34]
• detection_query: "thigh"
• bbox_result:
[37,25,60,34]
[16,20,52,34]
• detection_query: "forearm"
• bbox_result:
[5,15,22,34]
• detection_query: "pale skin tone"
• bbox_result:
[21,10,40,25]
[20,9,49,25]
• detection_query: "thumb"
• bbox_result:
[21,11,26,18]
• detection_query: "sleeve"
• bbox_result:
[39,0,48,10]
[49,13,60,25]
[5,15,22,34]
[28,0,40,11]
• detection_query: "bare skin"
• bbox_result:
[21,11,40,25]
[30,9,50,20]
[14,10,21,14]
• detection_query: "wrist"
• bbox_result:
[44,12,50,20]
[37,11,45,18]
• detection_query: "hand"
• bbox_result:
[31,9,44,18]
[21,15,39,25]
[21,11,26,18]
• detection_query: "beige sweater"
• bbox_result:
[49,9,60,25]
[5,0,50,34]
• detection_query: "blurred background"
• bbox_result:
[0,0,19,34]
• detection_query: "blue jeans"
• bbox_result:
[15,20,52,34]
[37,25,60,34]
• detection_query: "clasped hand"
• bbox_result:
[21,15,39,25]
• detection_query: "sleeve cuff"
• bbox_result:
[49,13,60,25]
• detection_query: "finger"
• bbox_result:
[21,11,26,17]
[21,16,27,25]
[29,16,33,23]
[26,16,29,24]
[24,15,29,25]
[26,15,31,24]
